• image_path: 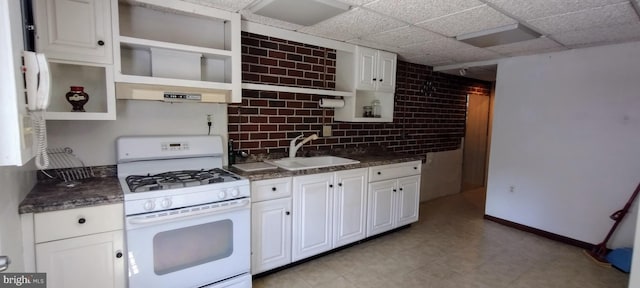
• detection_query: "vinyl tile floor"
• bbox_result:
[253,189,630,288]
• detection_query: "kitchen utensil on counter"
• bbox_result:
[45,147,94,182]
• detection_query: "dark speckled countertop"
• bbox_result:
[19,177,123,214]
[228,152,424,181]
[19,151,423,214]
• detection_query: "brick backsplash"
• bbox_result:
[241,32,336,89]
[229,33,492,157]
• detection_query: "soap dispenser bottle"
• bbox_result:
[228,139,236,165]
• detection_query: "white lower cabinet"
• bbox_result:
[292,173,334,261]
[395,175,420,227]
[250,164,417,274]
[31,204,125,288]
[367,161,421,237]
[36,230,125,288]
[291,168,368,262]
[251,197,292,274]
[250,177,293,274]
[333,168,368,247]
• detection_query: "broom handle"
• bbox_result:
[600,182,640,245]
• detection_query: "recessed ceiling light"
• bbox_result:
[247,0,350,26]
[457,23,542,48]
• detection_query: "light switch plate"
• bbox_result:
[322,125,332,137]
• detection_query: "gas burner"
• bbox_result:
[125,168,242,192]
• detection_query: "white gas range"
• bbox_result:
[117,135,251,288]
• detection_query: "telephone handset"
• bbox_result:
[23,51,51,169]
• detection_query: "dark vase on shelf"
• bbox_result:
[65,86,89,112]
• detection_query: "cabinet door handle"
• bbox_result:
[338,183,342,187]
[399,188,403,191]
[414,167,418,170]
[393,189,397,192]
[286,211,291,215]
[377,172,381,175]
[97,40,105,46]
[78,218,86,224]
[116,251,123,258]
[271,187,277,191]
[372,78,377,81]
[329,184,334,188]
[379,79,383,82]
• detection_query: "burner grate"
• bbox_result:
[125,168,241,192]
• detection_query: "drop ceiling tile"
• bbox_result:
[487,37,563,55]
[503,46,568,57]
[552,22,640,46]
[528,3,639,35]
[399,38,474,57]
[336,0,378,6]
[417,5,516,37]
[346,38,402,53]
[484,0,628,20]
[180,0,254,12]
[297,7,405,41]
[401,54,454,66]
[437,47,503,62]
[240,10,304,31]
[398,39,501,63]
[364,0,484,24]
[360,26,445,47]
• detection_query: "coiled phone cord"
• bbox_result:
[31,111,49,169]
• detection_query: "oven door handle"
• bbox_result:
[127,199,250,226]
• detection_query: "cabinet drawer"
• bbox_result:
[369,161,421,182]
[251,177,292,202]
[34,204,123,243]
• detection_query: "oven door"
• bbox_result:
[126,199,250,288]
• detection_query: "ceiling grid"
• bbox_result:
[183,0,640,79]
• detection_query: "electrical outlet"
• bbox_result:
[509,185,515,193]
[207,114,212,122]
[322,125,332,137]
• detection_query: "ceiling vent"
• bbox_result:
[247,0,350,26]
[456,23,541,48]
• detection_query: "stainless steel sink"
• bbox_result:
[264,156,360,171]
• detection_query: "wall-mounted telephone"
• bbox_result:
[23,51,51,169]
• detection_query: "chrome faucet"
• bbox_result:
[289,134,318,158]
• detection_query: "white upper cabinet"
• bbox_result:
[32,0,116,120]
[354,46,396,93]
[112,0,241,103]
[376,51,396,93]
[335,46,396,123]
[34,0,112,64]
[355,47,377,91]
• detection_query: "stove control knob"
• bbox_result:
[218,191,227,200]
[161,198,172,209]
[143,200,155,211]
[229,188,240,197]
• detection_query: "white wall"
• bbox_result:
[0,163,36,272]
[46,100,228,166]
[486,41,640,248]
[421,149,463,202]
